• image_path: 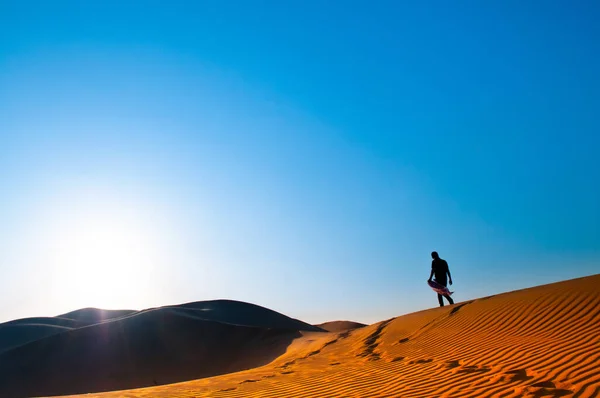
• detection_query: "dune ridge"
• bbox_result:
[70,274,600,398]
[0,311,132,354]
[56,308,139,324]
[316,320,367,332]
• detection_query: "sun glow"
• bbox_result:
[29,188,170,311]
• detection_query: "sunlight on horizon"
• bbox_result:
[15,184,177,313]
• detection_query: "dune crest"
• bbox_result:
[0,310,133,354]
[315,320,367,332]
[67,274,600,398]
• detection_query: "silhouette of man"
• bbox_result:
[428,251,454,306]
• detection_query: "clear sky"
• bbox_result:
[1,1,598,325]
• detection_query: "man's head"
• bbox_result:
[431,251,439,259]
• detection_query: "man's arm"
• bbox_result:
[446,262,453,285]
[428,268,434,281]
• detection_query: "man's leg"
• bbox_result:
[444,294,454,305]
[437,293,444,307]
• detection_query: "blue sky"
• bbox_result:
[0,1,598,324]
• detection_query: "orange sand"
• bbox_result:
[66,274,600,398]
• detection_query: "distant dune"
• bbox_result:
[169,299,324,331]
[0,312,126,353]
[0,323,72,354]
[0,300,323,397]
[1,316,84,328]
[315,320,366,332]
[56,308,138,324]
[65,274,600,398]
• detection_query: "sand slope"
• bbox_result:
[71,274,600,398]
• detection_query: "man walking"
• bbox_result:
[428,251,454,306]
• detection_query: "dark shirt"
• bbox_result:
[432,258,449,285]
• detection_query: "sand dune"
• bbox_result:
[66,274,600,398]
[56,308,138,324]
[315,320,367,332]
[0,300,322,397]
[168,299,324,331]
[0,323,72,354]
[1,316,83,328]
[0,309,136,354]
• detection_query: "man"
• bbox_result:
[428,251,454,306]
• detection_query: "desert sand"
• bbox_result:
[2,274,599,398]
[70,274,600,398]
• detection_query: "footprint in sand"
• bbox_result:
[391,356,404,362]
[277,360,296,369]
[239,379,259,384]
[449,301,472,316]
[356,319,393,360]
[490,369,534,383]
[410,358,433,364]
[514,381,573,398]
[322,339,339,348]
[445,360,460,369]
[455,364,491,374]
[281,370,295,375]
